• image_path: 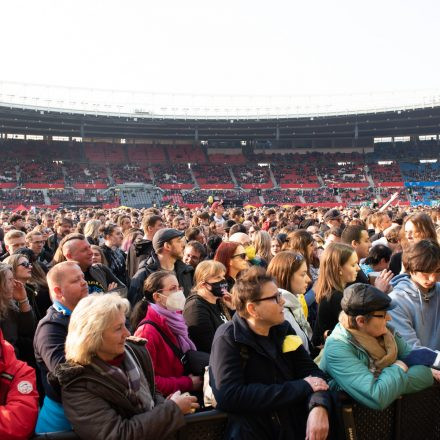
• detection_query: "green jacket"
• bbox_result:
[319,323,433,410]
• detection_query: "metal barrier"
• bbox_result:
[31,384,440,440]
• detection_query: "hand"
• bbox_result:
[170,391,200,415]
[374,269,393,293]
[107,282,118,291]
[393,360,408,372]
[431,368,440,382]
[222,293,235,310]
[306,406,329,440]
[12,279,27,302]
[303,376,329,392]
[189,374,203,391]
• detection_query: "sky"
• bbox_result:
[1,1,440,114]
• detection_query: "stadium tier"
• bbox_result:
[1,103,440,208]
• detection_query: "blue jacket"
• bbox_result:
[389,274,440,350]
[320,323,433,410]
[209,313,333,440]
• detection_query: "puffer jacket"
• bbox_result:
[389,274,440,350]
[319,322,433,410]
[0,329,39,440]
[52,338,185,440]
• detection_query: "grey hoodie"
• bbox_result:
[389,274,440,351]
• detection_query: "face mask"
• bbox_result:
[207,280,229,297]
[245,245,256,261]
[164,290,186,312]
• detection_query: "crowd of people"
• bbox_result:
[1,198,440,439]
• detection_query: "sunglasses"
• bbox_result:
[232,253,246,260]
[253,291,283,305]
[18,261,32,268]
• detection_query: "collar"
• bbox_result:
[53,301,72,316]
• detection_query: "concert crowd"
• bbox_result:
[1,197,440,440]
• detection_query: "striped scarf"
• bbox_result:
[92,348,151,409]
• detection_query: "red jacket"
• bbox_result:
[0,330,38,440]
[135,307,193,396]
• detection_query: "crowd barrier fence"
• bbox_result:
[31,383,440,440]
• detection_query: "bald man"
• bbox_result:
[33,261,89,434]
[61,233,127,297]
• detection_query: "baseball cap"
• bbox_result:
[341,283,395,316]
[323,209,342,221]
[152,228,184,253]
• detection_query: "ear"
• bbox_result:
[246,302,258,319]
[351,240,358,248]
[152,292,161,303]
[4,244,10,253]
[355,315,366,327]
[53,286,63,301]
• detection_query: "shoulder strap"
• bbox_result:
[137,319,184,361]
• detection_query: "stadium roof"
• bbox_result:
[1,82,440,141]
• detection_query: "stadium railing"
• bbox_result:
[30,383,440,440]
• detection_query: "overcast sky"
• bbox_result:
[1,0,440,101]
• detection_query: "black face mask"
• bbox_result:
[207,279,229,297]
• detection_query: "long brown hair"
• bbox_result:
[267,251,306,293]
[401,213,438,249]
[315,243,355,303]
[284,229,315,275]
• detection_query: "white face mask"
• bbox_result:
[164,290,186,312]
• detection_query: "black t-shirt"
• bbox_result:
[84,268,105,294]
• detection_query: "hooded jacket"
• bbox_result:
[85,263,127,297]
[320,322,433,410]
[126,239,154,279]
[0,330,39,440]
[52,338,185,440]
[128,254,194,306]
[389,274,440,350]
[209,313,332,440]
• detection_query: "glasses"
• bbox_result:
[232,253,246,260]
[18,261,32,269]
[369,313,387,319]
[156,286,182,294]
[253,291,283,305]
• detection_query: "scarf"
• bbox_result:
[151,303,196,353]
[340,312,398,372]
[92,348,153,410]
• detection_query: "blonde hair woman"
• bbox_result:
[183,260,233,353]
[84,219,102,246]
[253,230,272,265]
[54,293,199,440]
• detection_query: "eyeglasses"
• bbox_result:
[253,291,283,305]
[232,253,246,260]
[156,286,183,294]
[18,261,32,268]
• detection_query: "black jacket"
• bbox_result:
[183,293,230,353]
[100,244,128,286]
[126,239,154,280]
[312,289,343,347]
[84,263,127,297]
[33,305,70,402]
[209,313,332,440]
[128,254,194,306]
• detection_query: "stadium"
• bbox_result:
[1,82,440,211]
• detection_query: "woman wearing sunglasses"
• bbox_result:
[131,270,203,397]
[210,266,333,440]
[214,242,249,291]
[0,260,36,365]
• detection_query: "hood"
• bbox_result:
[50,362,86,387]
[279,288,301,309]
[391,273,439,301]
[135,239,153,258]
[138,252,160,271]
